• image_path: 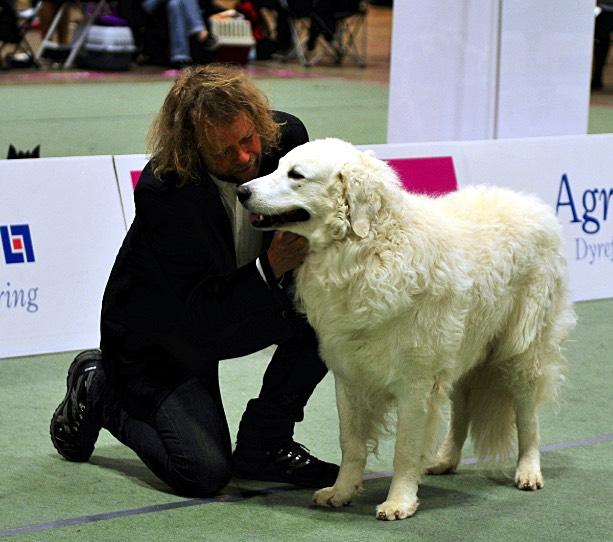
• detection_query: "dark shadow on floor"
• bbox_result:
[227,475,479,519]
[89,455,174,494]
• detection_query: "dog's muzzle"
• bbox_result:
[236,185,310,229]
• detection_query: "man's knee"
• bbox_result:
[168,455,232,497]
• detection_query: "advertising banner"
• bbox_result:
[363,133,613,302]
[0,156,126,358]
[1,134,610,359]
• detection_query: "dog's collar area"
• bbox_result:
[248,209,310,228]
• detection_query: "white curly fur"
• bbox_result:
[240,138,576,521]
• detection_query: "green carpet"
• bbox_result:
[588,105,613,134]
[0,78,389,158]
[0,300,612,541]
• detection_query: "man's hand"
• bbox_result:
[266,231,309,279]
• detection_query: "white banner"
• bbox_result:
[363,133,613,302]
[0,156,126,358]
[1,134,610,359]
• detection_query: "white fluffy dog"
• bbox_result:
[238,138,575,520]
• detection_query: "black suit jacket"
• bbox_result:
[100,112,308,404]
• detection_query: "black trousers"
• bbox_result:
[100,324,327,497]
[593,10,613,86]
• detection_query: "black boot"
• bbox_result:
[50,350,104,462]
[233,440,338,487]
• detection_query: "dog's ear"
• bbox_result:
[338,153,380,239]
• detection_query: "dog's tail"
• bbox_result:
[462,365,518,463]
[463,340,570,463]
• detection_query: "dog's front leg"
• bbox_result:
[313,377,367,508]
[376,383,433,520]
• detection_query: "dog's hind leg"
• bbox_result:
[313,377,368,508]
[514,389,544,490]
[428,376,470,475]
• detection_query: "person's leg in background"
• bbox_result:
[39,0,71,58]
[164,0,193,66]
[306,0,336,53]
[592,9,613,90]
[165,0,215,67]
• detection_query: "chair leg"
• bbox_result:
[287,17,310,66]
[34,1,70,62]
[341,13,367,68]
[63,0,108,68]
[284,9,367,69]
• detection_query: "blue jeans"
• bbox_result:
[143,0,206,62]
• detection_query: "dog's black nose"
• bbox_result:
[236,185,251,203]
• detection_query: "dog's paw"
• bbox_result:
[375,499,419,521]
[515,467,544,490]
[313,486,353,508]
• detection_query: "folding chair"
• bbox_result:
[0,0,41,68]
[34,0,110,68]
[285,0,367,68]
[328,0,367,67]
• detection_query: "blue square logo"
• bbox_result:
[1,225,36,264]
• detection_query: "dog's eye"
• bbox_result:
[288,169,305,180]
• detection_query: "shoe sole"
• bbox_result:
[233,462,337,488]
[49,349,102,462]
[233,471,324,488]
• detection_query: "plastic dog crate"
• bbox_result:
[210,18,255,65]
[77,25,136,71]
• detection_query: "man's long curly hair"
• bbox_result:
[147,64,282,184]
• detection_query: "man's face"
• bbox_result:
[201,112,263,184]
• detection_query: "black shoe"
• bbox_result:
[201,34,220,51]
[50,350,104,462]
[233,441,339,487]
[40,44,70,62]
[189,34,218,65]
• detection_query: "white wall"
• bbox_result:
[387,0,595,143]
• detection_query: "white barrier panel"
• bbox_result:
[363,133,613,302]
[2,134,608,360]
[0,156,126,359]
[113,154,149,228]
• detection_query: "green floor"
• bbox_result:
[1,77,612,540]
[2,300,612,541]
[0,78,389,157]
